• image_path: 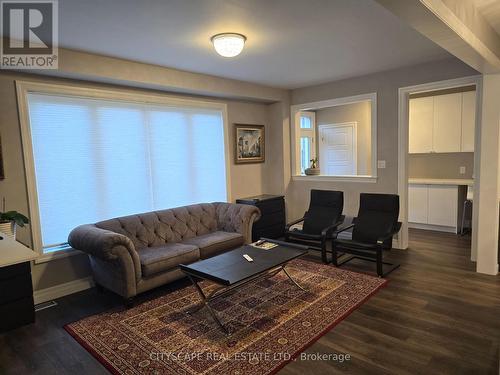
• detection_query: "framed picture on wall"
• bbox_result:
[235,124,265,164]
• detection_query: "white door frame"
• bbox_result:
[318,122,358,175]
[397,75,482,252]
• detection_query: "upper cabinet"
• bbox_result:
[409,90,475,154]
[461,91,476,152]
[409,97,433,154]
[433,93,462,153]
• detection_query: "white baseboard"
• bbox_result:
[33,276,95,305]
[408,222,457,234]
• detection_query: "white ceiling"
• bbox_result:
[473,0,500,35]
[57,0,452,89]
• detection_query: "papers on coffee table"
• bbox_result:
[250,241,278,250]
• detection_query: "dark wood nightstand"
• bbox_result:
[236,194,285,241]
[0,234,38,333]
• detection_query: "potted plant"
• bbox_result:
[0,198,29,239]
[305,158,320,175]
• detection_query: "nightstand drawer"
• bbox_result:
[253,210,285,229]
[256,198,285,214]
[0,273,33,304]
[0,262,30,280]
[0,296,35,332]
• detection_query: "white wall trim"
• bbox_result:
[291,175,377,183]
[397,75,482,252]
[34,247,82,264]
[408,222,457,234]
[33,276,94,305]
[290,92,377,179]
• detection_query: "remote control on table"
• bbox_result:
[243,254,253,262]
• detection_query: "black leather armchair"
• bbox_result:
[332,193,401,277]
[285,190,344,263]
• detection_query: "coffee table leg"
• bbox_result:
[186,275,229,335]
[282,266,306,291]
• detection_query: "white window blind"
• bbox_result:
[26,93,227,252]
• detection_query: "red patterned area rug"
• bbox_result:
[65,259,387,375]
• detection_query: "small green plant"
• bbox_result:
[0,211,29,227]
[0,198,29,227]
[310,158,318,169]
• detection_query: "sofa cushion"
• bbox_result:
[183,231,244,259]
[138,243,199,277]
[95,203,218,250]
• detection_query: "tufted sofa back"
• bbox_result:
[95,203,218,250]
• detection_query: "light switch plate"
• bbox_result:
[459,166,466,175]
[377,160,386,169]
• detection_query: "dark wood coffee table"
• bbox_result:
[179,239,308,334]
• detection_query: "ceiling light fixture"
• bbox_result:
[211,33,246,57]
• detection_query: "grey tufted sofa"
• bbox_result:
[68,202,260,301]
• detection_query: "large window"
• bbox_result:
[18,83,228,255]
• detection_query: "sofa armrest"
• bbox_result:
[213,203,261,244]
[68,224,142,281]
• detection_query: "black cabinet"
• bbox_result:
[236,195,285,241]
[0,261,35,333]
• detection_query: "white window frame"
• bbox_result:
[297,111,316,173]
[290,92,377,183]
[15,80,231,263]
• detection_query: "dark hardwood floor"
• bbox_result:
[1,229,499,374]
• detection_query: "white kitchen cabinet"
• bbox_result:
[427,185,458,227]
[409,97,433,154]
[408,183,459,233]
[408,90,475,154]
[461,90,476,152]
[408,184,428,223]
[433,93,462,153]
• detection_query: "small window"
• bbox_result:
[300,136,312,173]
[300,115,312,129]
[296,111,316,173]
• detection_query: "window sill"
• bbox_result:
[34,246,83,264]
[292,175,378,183]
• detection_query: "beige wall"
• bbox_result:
[0,53,479,291]
[0,62,287,291]
[287,58,478,220]
[314,101,372,176]
[408,153,474,179]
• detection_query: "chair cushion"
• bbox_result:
[353,212,395,244]
[353,193,399,244]
[183,231,244,259]
[334,239,378,251]
[286,229,322,241]
[138,243,199,277]
[302,207,340,235]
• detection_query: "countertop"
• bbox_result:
[0,232,38,267]
[409,178,474,186]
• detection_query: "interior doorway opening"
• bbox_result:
[397,76,481,267]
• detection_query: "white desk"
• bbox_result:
[408,180,472,233]
[0,232,38,267]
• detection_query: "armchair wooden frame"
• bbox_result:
[332,220,402,277]
[285,215,345,263]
